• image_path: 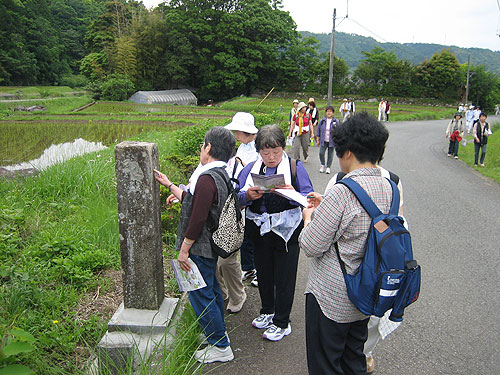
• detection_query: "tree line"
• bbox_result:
[1,0,499,109]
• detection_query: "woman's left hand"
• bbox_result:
[178,249,191,272]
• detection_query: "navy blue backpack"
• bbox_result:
[334,178,421,322]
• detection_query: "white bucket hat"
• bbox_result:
[225,112,258,134]
[297,101,308,111]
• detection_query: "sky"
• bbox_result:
[140,0,500,52]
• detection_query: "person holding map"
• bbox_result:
[154,126,235,364]
[237,125,313,342]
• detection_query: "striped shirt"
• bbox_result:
[299,168,393,323]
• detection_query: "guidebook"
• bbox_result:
[274,188,309,207]
[251,173,285,191]
[171,259,207,292]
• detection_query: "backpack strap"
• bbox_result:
[288,157,298,189]
[209,167,243,220]
[338,178,400,218]
[335,171,347,182]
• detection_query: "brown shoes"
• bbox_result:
[366,355,375,373]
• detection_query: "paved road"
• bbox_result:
[204,117,500,374]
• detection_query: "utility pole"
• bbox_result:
[327,8,336,106]
[464,54,471,106]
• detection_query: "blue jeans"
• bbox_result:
[319,141,334,167]
[189,255,229,347]
[240,229,255,272]
[474,143,487,164]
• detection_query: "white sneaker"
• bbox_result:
[326,167,331,174]
[319,165,325,173]
[250,276,258,287]
[242,269,256,280]
[252,313,274,329]
[262,323,291,341]
[194,345,234,363]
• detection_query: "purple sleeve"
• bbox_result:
[237,162,254,207]
[295,161,314,196]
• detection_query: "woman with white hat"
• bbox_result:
[288,101,313,161]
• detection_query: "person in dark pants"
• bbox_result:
[446,112,464,159]
[473,112,490,167]
[300,112,393,374]
[316,105,339,174]
[237,125,313,341]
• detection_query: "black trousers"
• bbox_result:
[246,218,302,329]
[306,293,369,375]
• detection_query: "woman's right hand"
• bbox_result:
[306,192,322,208]
[166,194,179,207]
[154,169,170,187]
[246,186,264,201]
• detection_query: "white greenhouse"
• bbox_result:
[128,89,197,105]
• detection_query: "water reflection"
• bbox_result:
[2,138,107,171]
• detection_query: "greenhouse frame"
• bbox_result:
[128,89,197,105]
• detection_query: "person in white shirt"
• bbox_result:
[465,105,475,133]
[219,112,260,313]
[473,106,481,122]
[339,98,349,122]
[378,98,386,122]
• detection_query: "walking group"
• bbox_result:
[446,107,492,166]
[154,107,414,374]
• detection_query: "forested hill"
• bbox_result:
[301,31,500,74]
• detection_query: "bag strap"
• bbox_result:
[337,177,400,218]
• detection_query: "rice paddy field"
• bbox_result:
[0,94,456,168]
[0,88,460,374]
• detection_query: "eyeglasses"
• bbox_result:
[200,142,205,149]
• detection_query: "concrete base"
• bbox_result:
[97,331,174,374]
[95,297,181,374]
[108,297,178,335]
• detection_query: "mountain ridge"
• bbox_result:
[300,31,500,74]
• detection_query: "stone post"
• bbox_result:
[114,141,164,310]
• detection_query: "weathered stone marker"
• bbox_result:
[114,141,164,310]
[94,141,180,374]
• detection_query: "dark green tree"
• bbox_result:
[416,49,461,100]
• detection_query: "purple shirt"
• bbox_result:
[237,159,314,209]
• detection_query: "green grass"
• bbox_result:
[458,122,500,183]
[0,86,81,98]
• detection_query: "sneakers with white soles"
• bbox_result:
[242,269,256,280]
[194,345,234,363]
[326,167,331,174]
[319,165,325,173]
[252,313,274,329]
[262,323,291,341]
[250,276,258,287]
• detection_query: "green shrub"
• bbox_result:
[100,75,135,101]
[60,74,88,89]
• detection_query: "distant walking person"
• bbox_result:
[473,112,491,167]
[495,104,499,115]
[289,101,313,161]
[465,105,475,133]
[378,98,386,121]
[385,100,391,122]
[289,99,299,131]
[307,98,319,144]
[446,113,464,159]
[348,98,356,118]
[473,106,481,123]
[316,105,339,174]
[339,99,349,122]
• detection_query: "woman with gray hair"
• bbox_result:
[154,126,236,364]
[237,125,313,341]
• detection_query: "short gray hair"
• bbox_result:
[255,125,285,152]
